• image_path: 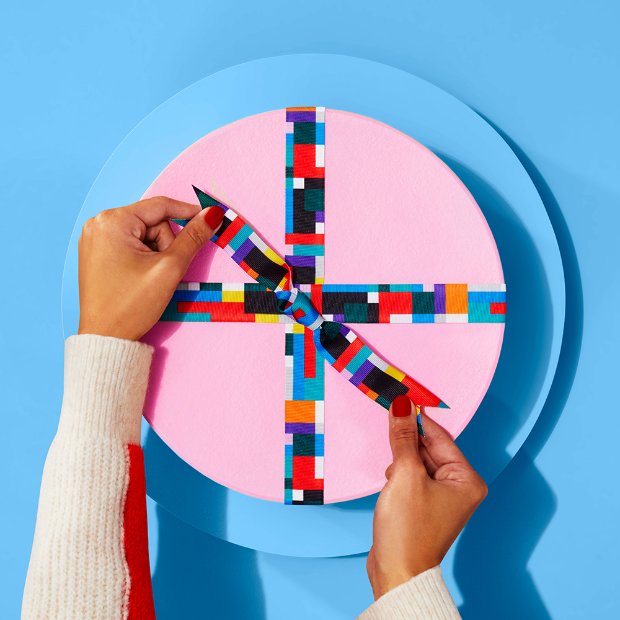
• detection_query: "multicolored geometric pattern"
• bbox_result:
[284,106,325,285]
[276,284,447,399]
[284,322,325,504]
[162,282,507,324]
[284,107,326,504]
[165,107,507,505]
[184,187,293,293]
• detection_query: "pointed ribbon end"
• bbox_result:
[193,185,223,209]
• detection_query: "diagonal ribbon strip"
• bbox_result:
[173,186,448,422]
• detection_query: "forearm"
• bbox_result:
[22,335,155,620]
[358,567,461,620]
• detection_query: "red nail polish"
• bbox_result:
[205,206,225,230]
[392,395,412,417]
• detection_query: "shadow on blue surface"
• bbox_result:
[439,155,555,619]
[456,448,555,620]
[451,123,583,619]
[144,432,266,619]
[443,155,553,481]
[485,120,585,460]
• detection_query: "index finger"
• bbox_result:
[124,196,200,227]
[419,411,470,468]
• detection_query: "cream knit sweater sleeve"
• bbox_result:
[357,568,461,619]
[22,335,156,620]
[22,334,461,620]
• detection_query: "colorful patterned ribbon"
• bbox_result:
[283,107,326,504]
[167,107,506,505]
[163,282,507,325]
[175,186,449,411]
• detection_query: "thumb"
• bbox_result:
[388,395,422,463]
[167,206,225,274]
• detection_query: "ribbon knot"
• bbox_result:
[276,288,357,369]
[276,287,325,332]
[276,288,370,370]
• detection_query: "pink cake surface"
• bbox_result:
[142,109,505,503]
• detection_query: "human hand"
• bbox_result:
[366,395,488,600]
[78,196,225,341]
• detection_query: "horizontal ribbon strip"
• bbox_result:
[162,282,506,324]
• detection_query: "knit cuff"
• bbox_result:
[358,567,460,620]
[58,335,154,444]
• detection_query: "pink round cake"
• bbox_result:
[142,108,505,503]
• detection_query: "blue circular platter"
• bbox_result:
[62,54,565,557]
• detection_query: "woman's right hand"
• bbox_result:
[77,196,224,341]
[366,395,488,600]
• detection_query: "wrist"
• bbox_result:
[372,571,423,600]
[371,558,439,600]
[78,320,142,342]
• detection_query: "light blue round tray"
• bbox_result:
[62,54,564,557]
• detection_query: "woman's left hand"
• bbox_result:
[77,196,224,341]
[367,396,487,600]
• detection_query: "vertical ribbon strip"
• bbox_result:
[284,107,326,504]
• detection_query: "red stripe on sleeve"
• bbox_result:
[123,445,156,620]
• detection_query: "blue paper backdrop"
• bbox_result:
[1,2,618,619]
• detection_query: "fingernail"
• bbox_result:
[204,206,225,230]
[392,395,412,417]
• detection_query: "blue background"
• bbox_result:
[1,2,618,619]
